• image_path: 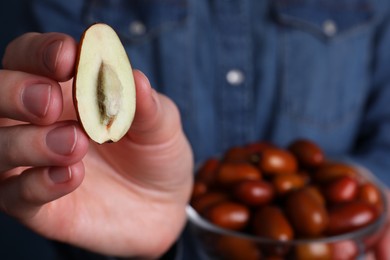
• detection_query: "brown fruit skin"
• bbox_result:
[288,139,325,169]
[285,189,329,237]
[203,201,250,231]
[190,192,228,214]
[216,162,262,187]
[245,141,276,154]
[326,201,377,235]
[73,24,92,142]
[222,146,251,163]
[322,176,358,204]
[272,174,306,196]
[259,148,298,175]
[191,181,208,199]
[253,206,294,241]
[358,182,383,213]
[313,162,357,184]
[294,243,332,260]
[214,236,262,260]
[303,186,326,206]
[245,141,276,164]
[233,180,274,206]
[195,158,220,185]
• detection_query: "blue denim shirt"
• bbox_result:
[24,0,390,183]
[2,0,390,259]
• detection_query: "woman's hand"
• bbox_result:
[0,32,193,258]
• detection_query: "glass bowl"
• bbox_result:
[186,163,388,260]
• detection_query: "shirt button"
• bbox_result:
[322,19,337,37]
[129,20,146,36]
[226,69,245,86]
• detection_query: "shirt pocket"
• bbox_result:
[83,0,188,44]
[272,0,378,129]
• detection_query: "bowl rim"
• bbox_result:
[187,161,388,245]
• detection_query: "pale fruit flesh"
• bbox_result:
[73,23,136,144]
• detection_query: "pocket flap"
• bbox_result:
[272,0,376,38]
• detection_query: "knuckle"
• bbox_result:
[3,133,21,167]
[0,134,16,171]
[19,175,40,204]
[0,127,35,172]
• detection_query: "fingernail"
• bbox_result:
[22,84,51,118]
[49,167,72,184]
[46,125,77,155]
[44,40,63,73]
[137,69,151,86]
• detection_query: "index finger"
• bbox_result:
[2,32,77,82]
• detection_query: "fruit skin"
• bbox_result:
[195,158,219,185]
[287,139,325,169]
[203,201,250,231]
[191,192,228,214]
[294,243,332,260]
[358,182,383,213]
[253,206,294,241]
[285,189,329,237]
[233,180,274,206]
[313,162,357,183]
[272,173,306,196]
[73,23,136,144]
[326,201,377,235]
[322,176,358,204]
[216,162,262,187]
[214,236,262,260]
[259,148,297,175]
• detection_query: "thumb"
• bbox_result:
[119,70,193,194]
[127,70,183,145]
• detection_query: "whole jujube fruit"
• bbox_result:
[203,201,250,231]
[259,148,298,175]
[326,201,377,235]
[233,180,274,206]
[322,176,358,204]
[358,182,383,213]
[216,162,262,187]
[314,162,357,184]
[252,206,294,241]
[272,174,306,196]
[285,189,329,237]
[288,139,325,169]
